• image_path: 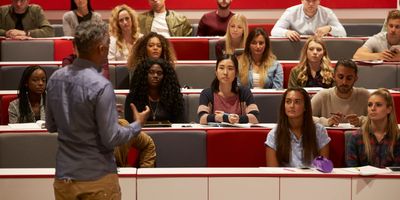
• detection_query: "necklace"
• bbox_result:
[149,100,159,120]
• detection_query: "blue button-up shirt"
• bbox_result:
[46,58,141,181]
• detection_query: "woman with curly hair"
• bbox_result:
[8,65,47,123]
[288,36,334,88]
[198,54,259,125]
[215,14,249,60]
[127,32,176,74]
[108,4,142,61]
[124,58,184,123]
[238,28,283,89]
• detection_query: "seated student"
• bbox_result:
[8,65,46,123]
[62,0,102,36]
[265,87,331,168]
[138,0,192,37]
[215,14,248,60]
[108,4,143,61]
[270,0,346,41]
[128,32,176,79]
[0,0,54,39]
[288,36,334,88]
[114,119,156,168]
[197,0,234,36]
[198,54,259,125]
[238,28,283,89]
[125,58,184,123]
[353,10,400,62]
[346,88,400,168]
[311,59,370,127]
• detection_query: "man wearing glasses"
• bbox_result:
[0,0,54,39]
[271,0,346,41]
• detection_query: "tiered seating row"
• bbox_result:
[0,37,368,61]
[1,88,400,126]
[0,128,353,169]
[2,61,399,90]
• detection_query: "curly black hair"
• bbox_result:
[17,65,47,122]
[125,58,184,122]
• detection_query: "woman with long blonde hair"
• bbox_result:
[346,88,400,167]
[288,36,334,88]
[108,4,142,61]
[238,28,283,89]
[215,14,249,60]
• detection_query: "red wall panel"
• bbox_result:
[1,0,396,10]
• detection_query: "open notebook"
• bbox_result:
[8,120,46,129]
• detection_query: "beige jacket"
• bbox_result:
[138,10,192,36]
[0,4,54,37]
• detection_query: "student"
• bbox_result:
[353,10,400,62]
[8,65,46,123]
[108,4,143,61]
[238,28,283,89]
[198,54,259,125]
[215,14,248,60]
[346,88,400,168]
[127,32,176,76]
[288,36,334,88]
[271,0,346,41]
[0,0,54,39]
[125,58,184,123]
[311,59,370,127]
[265,87,330,167]
[138,0,192,37]
[62,0,102,36]
[197,0,234,36]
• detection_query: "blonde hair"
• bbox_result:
[224,14,248,55]
[362,88,400,162]
[109,4,140,56]
[294,36,333,86]
[238,28,276,87]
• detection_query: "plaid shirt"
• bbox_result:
[346,129,400,168]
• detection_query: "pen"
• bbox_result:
[283,168,296,172]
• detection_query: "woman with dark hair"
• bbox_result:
[197,54,259,125]
[62,0,102,36]
[124,58,184,123]
[127,32,176,73]
[8,65,47,123]
[238,28,283,89]
[265,87,330,167]
[346,88,400,167]
[288,36,334,88]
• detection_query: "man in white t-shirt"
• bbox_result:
[353,10,400,62]
[138,0,192,37]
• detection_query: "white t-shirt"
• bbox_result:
[151,11,171,37]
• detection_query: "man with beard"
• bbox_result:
[197,0,234,36]
[138,0,192,37]
[311,59,369,127]
[271,0,346,41]
[353,10,400,61]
